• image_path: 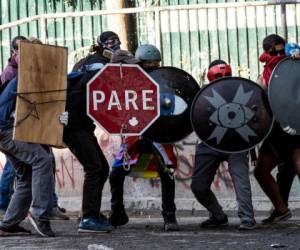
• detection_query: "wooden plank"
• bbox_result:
[13,41,67,147]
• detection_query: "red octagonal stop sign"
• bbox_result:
[87,64,160,135]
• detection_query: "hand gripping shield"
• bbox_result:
[269,57,300,134]
[142,67,200,143]
[191,77,273,153]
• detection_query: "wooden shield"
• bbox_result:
[13,41,67,147]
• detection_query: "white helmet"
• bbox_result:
[135,44,161,62]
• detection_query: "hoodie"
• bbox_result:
[259,52,286,87]
[0,56,18,85]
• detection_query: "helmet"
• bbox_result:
[207,61,232,81]
[97,31,121,52]
[97,31,119,45]
[135,44,161,62]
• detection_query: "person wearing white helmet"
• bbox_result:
[109,44,179,231]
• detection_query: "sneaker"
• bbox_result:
[109,208,129,227]
[239,221,257,231]
[262,209,292,224]
[49,207,70,220]
[28,212,55,237]
[78,218,113,233]
[0,209,5,220]
[99,212,109,224]
[200,215,229,228]
[163,212,179,231]
[0,224,31,236]
[57,206,66,213]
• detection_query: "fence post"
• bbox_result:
[155,9,162,53]
[40,17,48,44]
[280,3,287,39]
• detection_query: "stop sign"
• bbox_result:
[87,64,160,135]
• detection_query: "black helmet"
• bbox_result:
[97,31,119,46]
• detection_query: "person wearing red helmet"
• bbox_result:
[206,61,232,81]
[191,59,256,230]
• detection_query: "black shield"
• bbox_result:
[191,77,273,153]
[142,67,200,143]
[269,57,300,134]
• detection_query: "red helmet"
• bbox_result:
[207,63,232,82]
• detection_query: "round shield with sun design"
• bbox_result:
[191,77,273,153]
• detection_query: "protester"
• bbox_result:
[108,46,179,231]
[63,31,122,233]
[191,60,256,230]
[0,36,69,221]
[255,34,300,223]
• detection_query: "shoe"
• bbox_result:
[28,212,55,237]
[200,215,229,228]
[0,209,5,220]
[78,218,113,233]
[262,209,292,224]
[163,212,179,231]
[109,208,129,227]
[239,221,257,231]
[99,212,109,224]
[0,224,31,236]
[57,206,66,213]
[49,207,70,220]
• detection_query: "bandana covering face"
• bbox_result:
[259,52,286,87]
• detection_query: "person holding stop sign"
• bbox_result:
[108,46,179,232]
[63,31,122,233]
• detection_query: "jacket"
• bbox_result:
[0,78,18,130]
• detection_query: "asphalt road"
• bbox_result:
[0,216,300,250]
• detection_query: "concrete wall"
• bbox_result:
[2,128,299,213]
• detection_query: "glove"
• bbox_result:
[282,125,296,136]
[59,111,69,126]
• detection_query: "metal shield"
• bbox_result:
[142,67,200,143]
[269,57,300,134]
[191,77,273,153]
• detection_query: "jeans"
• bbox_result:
[0,161,15,210]
[0,153,59,210]
[0,129,54,228]
[191,143,255,223]
[64,128,109,219]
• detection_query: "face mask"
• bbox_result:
[109,44,121,52]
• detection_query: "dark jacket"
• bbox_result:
[65,52,109,133]
[0,78,18,130]
[72,48,110,72]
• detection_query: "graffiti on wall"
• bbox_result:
[52,130,234,192]
[174,138,234,191]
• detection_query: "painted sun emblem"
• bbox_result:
[204,84,257,144]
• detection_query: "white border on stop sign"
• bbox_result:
[86,63,160,136]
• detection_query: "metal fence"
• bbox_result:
[0,1,300,82]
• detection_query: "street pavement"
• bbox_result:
[0,215,300,250]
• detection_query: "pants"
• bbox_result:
[0,154,59,210]
[0,129,53,228]
[191,143,254,223]
[64,129,109,219]
[0,161,15,210]
[109,142,176,214]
